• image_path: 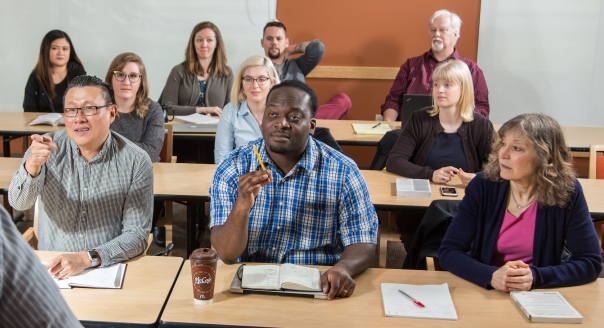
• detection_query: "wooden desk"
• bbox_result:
[36,251,183,327]
[161,261,604,327]
[361,169,604,215]
[316,119,401,146]
[153,162,216,256]
[0,112,61,157]
[362,170,466,210]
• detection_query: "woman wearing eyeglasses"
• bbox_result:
[24,30,86,112]
[214,55,279,164]
[159,21,233,116]
[105,52,164,162]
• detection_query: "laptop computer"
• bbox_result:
[401,94,433,125]
[171,122,218,134]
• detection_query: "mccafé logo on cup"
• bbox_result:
[190,248,218,304]
[192,265,215,296]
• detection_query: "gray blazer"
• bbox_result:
[159,62,233,115]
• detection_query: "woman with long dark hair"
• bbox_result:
[24,30,86,112]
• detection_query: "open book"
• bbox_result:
[242,263,321,291]
[174,113,219,124]
[396,178,431,198]
[52,263,126,289]
[351,123,392,135]
[381,283,458,320]
[510,291,582,323]
[28,113,64,126]
[230,264,327,299]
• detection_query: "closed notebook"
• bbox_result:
[510,291,582,323]
[396,178,431,198]
[351,123,392,135]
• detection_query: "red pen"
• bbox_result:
[398,289,425,308]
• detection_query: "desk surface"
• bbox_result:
[0,157,20,191]
[36,251,183,327]
[2,113,604,150]
[161,260,604,327]
[3,158,604,214]
[316,119,401,145]
[0,112,61,135]
[153,162,216,199]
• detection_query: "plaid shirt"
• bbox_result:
[210,138,378,265]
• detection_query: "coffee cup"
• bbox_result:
[190,248,218,304]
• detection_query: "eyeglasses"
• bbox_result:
[63,104,113,117]
[242,76,270,86]
[113,71,142,83]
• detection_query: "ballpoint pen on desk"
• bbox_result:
[398,289,425,308]
[372,123,382,128]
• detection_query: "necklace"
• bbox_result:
[510,189,534,209]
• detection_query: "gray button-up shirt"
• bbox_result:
[9,129,153,266]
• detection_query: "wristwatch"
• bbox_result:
[87,249,100,268]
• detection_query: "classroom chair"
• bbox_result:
[401,200,460,270]
[588,144,604,252]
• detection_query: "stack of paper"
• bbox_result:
[395,178,431,198]
[174,113,219,124]
[351,123,392,135]
[53,263,126,289]
[381,283,458,320]
[510,291,583,323]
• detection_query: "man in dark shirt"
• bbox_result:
[381,9,490,121]
[261,21,352,119]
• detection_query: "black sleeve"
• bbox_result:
[23,72,40,112]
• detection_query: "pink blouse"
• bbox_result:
[491,201,537,267]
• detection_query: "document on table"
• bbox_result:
[174,113,219,124]
[48,263,127,289]
[510,291,582,323]
[381,283,458,320]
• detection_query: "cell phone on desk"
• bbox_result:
[440,186,458,197]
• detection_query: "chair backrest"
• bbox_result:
[312,127,342,152]
[588,144,604,179]
[402,199,460,270]
[159,124,174,163]
[369,129,402,170]
[22,198,39,249]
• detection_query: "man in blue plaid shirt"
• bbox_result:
[210,80,378,300]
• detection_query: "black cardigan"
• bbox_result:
[23,62,86,112]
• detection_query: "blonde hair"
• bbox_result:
[185,21,230,78]
[429,60,474,122]
[104,52,150,119]
[483,113,576,207]
[229,55,279,108]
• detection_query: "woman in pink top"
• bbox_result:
[439,113,602,291]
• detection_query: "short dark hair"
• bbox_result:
[64,75,114,106]
[263,21,287,36]
[267,80,318,117]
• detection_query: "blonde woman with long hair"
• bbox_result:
[214,55,279,163]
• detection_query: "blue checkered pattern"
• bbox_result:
[210,137,378,265]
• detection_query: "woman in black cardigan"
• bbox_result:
[23,30,86,112]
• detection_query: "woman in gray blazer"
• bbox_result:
[160,21,233,116]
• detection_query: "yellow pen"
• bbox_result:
[253,146,266,171]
